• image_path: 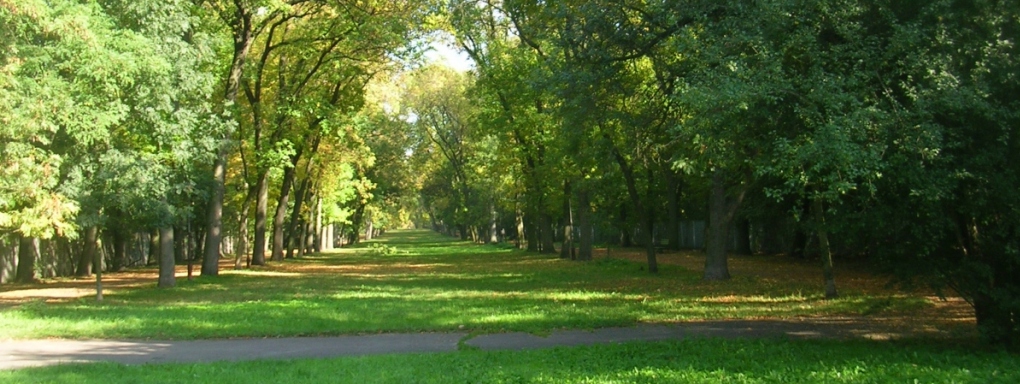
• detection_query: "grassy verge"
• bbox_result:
[2,338,1016,383]
[0,229,963,340]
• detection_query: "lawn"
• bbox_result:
[0,229,971,340]
[3,338,1016,383]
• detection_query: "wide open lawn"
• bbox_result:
[0,229,974,340]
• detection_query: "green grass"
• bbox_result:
[0,229,936,340]
[3,338,1017,383]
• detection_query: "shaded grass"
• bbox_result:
[3,338,1016,383]
[0,230,966,340]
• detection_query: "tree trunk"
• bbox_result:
[560,181,573,259]
[203,154,226,276]
[93,232,103,300]
[158,227,175,288]
[704,170,746,280]
[77,226,98,277]
[811,198,838,299]
[252,171,269,265]
[205,7,255,278]
[15,236,38,283]
[271,165,297,262]
[577,187,593,261]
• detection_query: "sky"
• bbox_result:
[423,35,474,72]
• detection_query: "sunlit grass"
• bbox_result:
[0,229,970,340]
[2,339,1015,383]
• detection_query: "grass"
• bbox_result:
[0,229,968,340]
[3,338,1017,383]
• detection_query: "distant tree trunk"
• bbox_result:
[148,228,160,266]
[609,141,656,273]
[540,212,556,254]
[619,205,632,247]
[667,172,682,251]
[77,226,98,277]
[489,201,499,244]
[233,187,253,270]
[641,169,657,273]
[525,208,538,252]
[735,219,752,255]
[790,227,808,259]
[286,178,310,258]
[15,236,38,283]
[111,228,127,272]
[158,227,175,288]
[235,215,248,270]
[173,226,186,263]
[287,219,303,258]
[302,220,313,256]
[515,203,525,249]
[811,199,838,299]
[314,196,323,251]
[577,187,593,261]
[199,205,217,275]
[193,222,205,267]
[252,171,269,265]
[92,232,104,300]
[367,217,375,241]
[704,170,747,280]
[560,181,574,259]
[271,164,297,262]
[790,199,811,258]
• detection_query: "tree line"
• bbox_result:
[404,0,1019,349]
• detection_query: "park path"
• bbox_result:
[0,318,964,370]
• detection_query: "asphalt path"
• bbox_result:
[1,319,921,370]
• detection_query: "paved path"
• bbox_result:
[1,319,941,370]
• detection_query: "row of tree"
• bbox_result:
[1,0,423,288]
[396,0,1019,348]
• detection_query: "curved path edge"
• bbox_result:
[0,319,953,370]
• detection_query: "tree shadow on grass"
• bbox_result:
[3,338,1013,383]
[0,229,976,341]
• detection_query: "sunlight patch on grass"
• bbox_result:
[3,339,1015,383]
[696,294,813,304]
[221,270,302,277]
[0,229,973,340]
